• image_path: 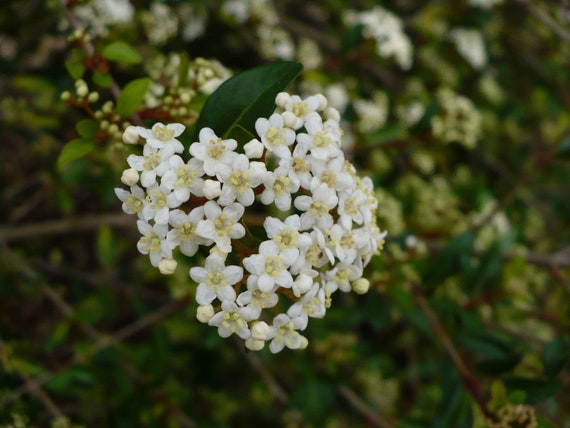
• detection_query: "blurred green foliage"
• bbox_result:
[0,0,569,427]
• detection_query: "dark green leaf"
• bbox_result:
[76,119,99,138]
[102,41,141,64]
[116,77,151,118]
[57,139,95,169]
[65,59,85,80]
[542,337,569,377]
[424,231,476,288]
[177,51,191,87]
[193,61,303,141]
[503,377,560,404]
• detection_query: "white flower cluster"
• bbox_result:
[343,6,413,70]
[115,92,386,353]
[431,88,482,149]
[69,0,134,38]
[449,28,487,71]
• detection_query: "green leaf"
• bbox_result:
[116,78,151,118]
[93,70,113,88]
[542,337,569,377]
[424,231,476,288]
[193,61,303,141]
[57,139,95,169]
[503,377,560,404]
[76,119,99,138]
[102,41,141,65]
[65,59,85,80]
[177,51,191,87]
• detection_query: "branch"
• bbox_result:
[0,212,134,242]
[337,385,395,428]
[412,287,497,422]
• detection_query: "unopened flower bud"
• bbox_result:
[76,84,88,98]
[315,93,327,111]
[251,321,272,340]
[158,258,177,275]
[122,125,140,145]
[60,91,71,101]
[293,274,314,297]
[121,168,139,186]
[249,161,267,175]
[203,179,221,199]
[87,91,99,103]
[243,139,264,159]
[196,304,214,323]
[275,92,290,108]
[245,338,265,351]
[281,111,297,128]
[324,107,340,122]
[352,278,370,295]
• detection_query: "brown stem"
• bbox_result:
[337,385,395,428]
[412,287,497,422]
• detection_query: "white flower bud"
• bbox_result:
[196,304,214,323]
[324,107,340,122]
[281,111,298,128]
[122,125,140,145]
[315,93,327,111]
[203,179,221,199]
[249,161,267,175]
[352,278,370,295]
[158,258,177,275]
[245,338,265,351]
[251,321,272,340]
[298,336,309,350]
[243,139,264,159]
[121,168,139,186]
[293,274,314,297]
[76,84,88,98]
[275,92,290,108]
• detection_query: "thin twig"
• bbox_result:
[0,212,134,242]
[337,385,395,428]
[0,336,65,419]
[413,288,497,422]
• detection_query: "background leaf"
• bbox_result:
[102,41,141,65]
[57,139,95,169]
[116,78,151,118]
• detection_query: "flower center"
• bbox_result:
[154,124,175,141]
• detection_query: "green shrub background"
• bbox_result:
[0,0,569,426]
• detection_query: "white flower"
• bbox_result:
[283,145,313,190]
[449,28,487,71]
[189,127,238,177]
[324,262,363,293]
[255,113,295,159]
[269,314,306,353]
[141,183,181,225]
[296,112,342,161]
[217,154,265,206]
[127,144,174,188]
[208,300,256,339]
[195,201,245,253]
[279,94,324,130]
[260,164,300,211]
[115,185,146,217]
[311,157,353,193]
[287,285,326,330]
[264,215,311,261]
[294,181,338,230]
[236,278,279,318]
[137,122,185,152]
[190,255,242,305]
[243,240,297,292]
[167,207,211,256]
[136,220,171,267]
[161,156,205,203]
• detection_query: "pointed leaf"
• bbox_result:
[116,78,151,118]
[542,337,569,377]
[57,139,95,169]
[193,61,303,141]
[102,41,141,65]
